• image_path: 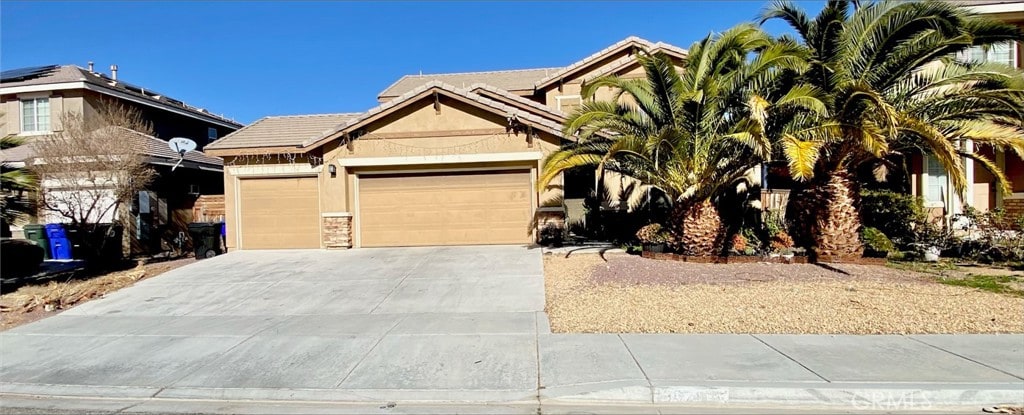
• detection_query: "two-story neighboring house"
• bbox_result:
[203,36,687,250]
[910,0,1024,223]
[0,63,242,254]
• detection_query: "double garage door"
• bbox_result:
[358,170,532,247]
[236,170,532,249]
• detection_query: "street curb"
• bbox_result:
[4,381,1022,410]
[543,382,1024,409]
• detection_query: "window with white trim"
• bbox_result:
[957,42,1018,68]
[21,97,50,133]
[555,95,582,114]
[923,154,948,206]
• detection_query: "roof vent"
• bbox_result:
[110,64,118,81]
[88,61,94,72]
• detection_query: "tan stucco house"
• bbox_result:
[204,37,687,250]
[0,64,241,254]
[909,1,1024,223]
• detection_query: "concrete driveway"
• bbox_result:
[4,246,1023,412]
[1,245,546,402]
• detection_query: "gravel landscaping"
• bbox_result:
[0,257,195,331]
[545,253,1024,334]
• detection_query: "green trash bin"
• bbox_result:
[22,224,50,260]
[187,223,222,259]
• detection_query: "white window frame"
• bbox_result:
[555,95,583,113]
[207,127,218,141]
[1010,41,1019,69]
[922,154,949,208]
[19,96,51,135]
[992,41,1018,68]
[958,42,1018,68]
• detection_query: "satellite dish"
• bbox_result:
[168,137,197,156]
[168,137,197,171]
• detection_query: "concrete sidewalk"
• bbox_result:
[2,328,1021,411]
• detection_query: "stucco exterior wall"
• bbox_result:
[223,94,566,249]
[0,90,85,136]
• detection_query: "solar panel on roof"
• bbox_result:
[120,81,165,98]
[0,65,60,82]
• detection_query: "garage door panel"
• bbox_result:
[358,170,532,247]
[239,177,320,249]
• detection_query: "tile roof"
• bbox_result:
[115,127,223,168]
[304,81,566,149]
[0,65,242,128]
[0,137,41,165]
[467,83,568,121]
[205,113,362,151]
[1,128,223,169]
[534,36,687,90]
[377,67,561,99]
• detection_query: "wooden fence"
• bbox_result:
[192,195,225,223]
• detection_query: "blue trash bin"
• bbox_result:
[44,223,67,239]
[49,237,73,260]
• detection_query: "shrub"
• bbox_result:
[539,224,564,247]
[861,227,895,258]
[731,233,748,252]
[770,231,794,251]
[955,207,1024,264]
[910,222,955,252]
[764,210,785,237]
[636,223,668,244]
[740,227,761,251]
[860,190,926,246]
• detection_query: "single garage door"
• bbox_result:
[358,170,532,247]
[239,177,320,249]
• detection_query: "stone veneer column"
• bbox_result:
[1005,197,1024,226]
[535,206,567,243]
[322,212,353,249]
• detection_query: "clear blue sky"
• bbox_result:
[1,1,824,125]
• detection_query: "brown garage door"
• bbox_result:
[239,177,320,249]
[358,170,532,247]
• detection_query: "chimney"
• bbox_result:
[110,64,118,80]
[88,61,94,72]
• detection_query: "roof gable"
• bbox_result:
[533,36,687,91]
[377,67,561,101]
[467,83,567,123]
[305,81,565,150]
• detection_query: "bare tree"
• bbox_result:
[28,100,156,230]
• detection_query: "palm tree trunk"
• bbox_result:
[786,171,864,261]
[668,199,724,256]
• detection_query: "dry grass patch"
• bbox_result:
[544,254,1024,334]
[1,257,193,330]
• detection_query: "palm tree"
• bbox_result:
[1,135,39,236]
[762,0,1024,260]
[539,24,825,255]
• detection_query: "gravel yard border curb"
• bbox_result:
[639,251,888,266]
